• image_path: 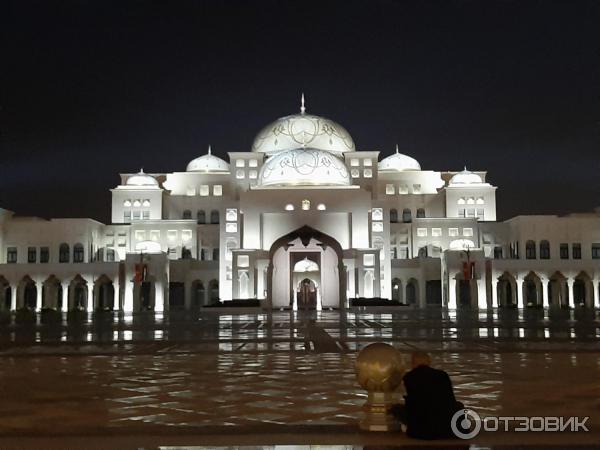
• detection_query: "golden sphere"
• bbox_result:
[355,343,405,392]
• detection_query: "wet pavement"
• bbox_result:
[0,308,599,448]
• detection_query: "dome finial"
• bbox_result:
[395,144,399,154]
[208,145,212,155]
[140,168,145,174]
[300,92,306,114]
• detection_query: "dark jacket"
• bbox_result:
[402,365,460,439]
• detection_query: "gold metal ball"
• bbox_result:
[355,343,405,392]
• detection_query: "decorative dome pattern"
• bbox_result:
[450,168,483,185]
[378,146,421,171]
[126,169,159,187]
[258,148,351,187]
[187,146,230,172]
[252,113,355,156]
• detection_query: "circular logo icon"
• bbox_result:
[451,408,481,439]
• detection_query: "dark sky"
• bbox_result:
[1,0,599,222]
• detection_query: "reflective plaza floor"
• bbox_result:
[0,307,599,449]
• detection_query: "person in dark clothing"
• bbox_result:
[391,352,464,439]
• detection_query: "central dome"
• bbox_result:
[258,148,351,187]
[252,106,355,156]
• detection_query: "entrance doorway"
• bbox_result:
[297,278,317,310]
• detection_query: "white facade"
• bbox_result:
[0,103,599,312]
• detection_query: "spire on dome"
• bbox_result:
[300,93,306,114]
[395,144,399,154]
[208,145,212,155]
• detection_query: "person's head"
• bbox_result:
[411,351,432,369]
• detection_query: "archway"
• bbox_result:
[70,275,88,311]
[18,276,37,310]
[497,272,517,307]
[548,272,567,307]
[406,278,418,305]
[267,225,345,310]
[208,279,219,304]
[42,275,62,310]
[391,278,402,303]
[297,278,317,310]
[0,277,10,311]
[191,280,205,307]
[574,272,593,307]
[523,272,542,307]
[94,275,115,311]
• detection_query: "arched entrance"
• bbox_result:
[191,280,205,307]
[406,278,418,305]
[70,275,88,311]
[94,275,115,311]
[391,278,402,303]
[574,272,593,307]
[523,271,542,307]
[297,278,317,310]
[18,276,37,310]
[548,272,567,307]
[42,275,62,310]
[497,272,517,307]
[267,226,345,310]
[0,277,11,311]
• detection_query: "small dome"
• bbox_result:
[186,146,230,172]
[258,147,351,187]
[378,146,421,171]
[450,168,483,185]
[126,169,159,187]
[252,97,355,156]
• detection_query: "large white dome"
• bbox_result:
[252,100,355,156]
[449,168,483,185]
[378,146,421,171]
[186,146,230,172]
[126,169,159,187]
[258,147,351,187]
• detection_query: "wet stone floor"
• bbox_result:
[0,308,599,440]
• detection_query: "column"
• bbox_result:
[61,282,69,313]
[567,278,575,308]
[155,280,164,313]
[491,278,498,308]
[448,278,457,309]
[124,280,134,313]
[540,278,549,308]
[477,278,487,309]
[595,280,600,308]
[35,281,43,312]
[113,280,121,312]
[515,278,524,308]
[9,284,17,311]
[87,283,94,313]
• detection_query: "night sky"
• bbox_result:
[1,0,599,223]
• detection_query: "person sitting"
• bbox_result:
[391,351,464,439]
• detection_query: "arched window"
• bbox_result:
[525,240,536,259]
[210,210,220,224]
[197,210,206,224]
[59,243,70,263]
[402,208,412,223]
[73,243,84,263]
[539,240,550,259]
[182,210,192,220]
[106,249,115,262]
[212,248,219,261]
[208,279,219,304]
[199,248,206,260]
[416,208,425,218]
[389,208,398,223]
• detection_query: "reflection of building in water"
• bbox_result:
[0,98,599,312]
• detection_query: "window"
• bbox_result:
[525,240,536,259]
[106,249,115,262]
[124,211,131,222]
[371,208,383,220]
[167,230,177,241]
[412,184,421,193]
[132,211,141,220]
[142,199,150,207]
[150,230,160,241]
[186,186,196,196]
[572,243,581,259]
[467,209,476,218]
[236,159,245,167]
[302,199,310,210]
[540,240,550,259]
[493,246,503,259]
[560,243,569,259]
[236,169,245,179]
[398,185,408,194]
[7,247,17,263]
[389,208,398,223]
[416,208,425,218]
[467,197,475,205]
[123,199,132,207]
[181,247,192,259]
[449,228,459,237]
[372,222,383,232]
[386,184,395,195]
[40,247,49,263]
[363,169,372,178]
[351,169,360,178]
[317,203,326,211]
[182,230,192,242]
[225,209,237,222]
[211,210,220,224]
[200,185,209,196]
[133,199,141,207]
[73,243,84,263]
[249,170,258,179]
[27,247,36,263]
[363,159,372,167]
[457,197,465,205]
[59,243,70,263]
[197,210,206,224]
[592,243,600,259]
[463,228,473,237]
[135,230,146,241]
[212,248,219,260]
[476,197,485,205]
[476,209,485,220]
[350,158,359,167]
[226,223,238,233]
[458,208,466,218]
[432,228,442,237]
[237,255,249,267]
[142,211,150,220]
[417,228,427,237]
[213,185,223,196]
[183,210,192,220]
[285,204,294,211]
[402,208,412,223]
[363,254,374,266]
[249,159,258,167]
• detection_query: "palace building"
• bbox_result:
[0,99,599,312]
